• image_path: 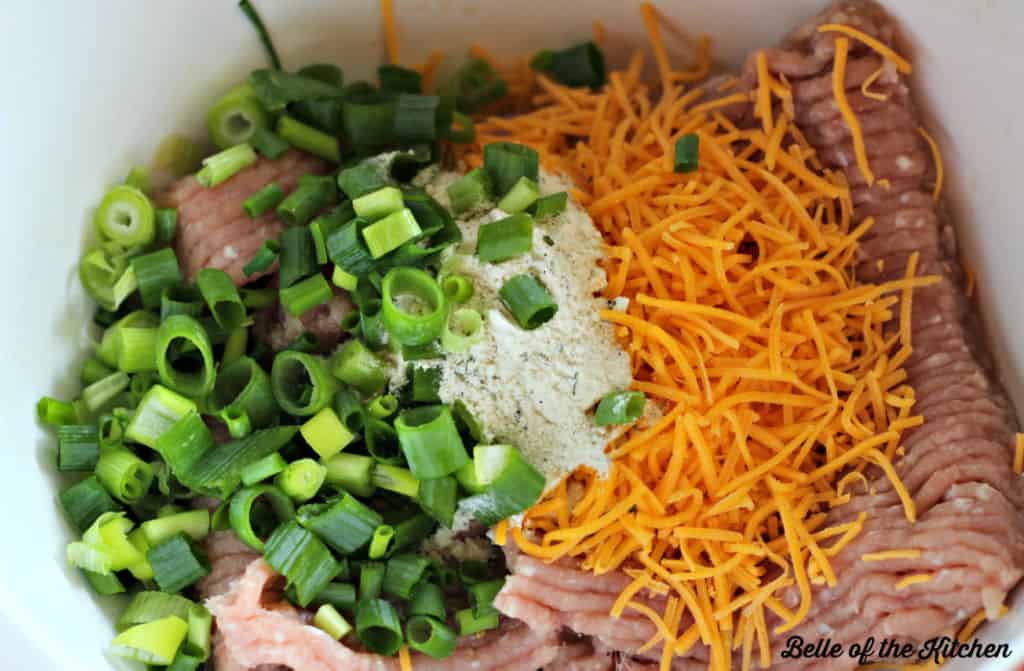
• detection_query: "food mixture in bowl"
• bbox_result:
[36,1,1024,670]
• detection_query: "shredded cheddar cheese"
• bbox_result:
[817,23,913,74]
[1015,433,1024,476]
[453,9,936,671]
[833,37,875,186]
[380,0,399,64]
[918,126,944,202]
[894,573,933,590]
[398,644,413,671]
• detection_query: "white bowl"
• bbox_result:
[2,1,1021,669]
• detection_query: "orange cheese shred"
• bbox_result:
[454,8,935,669]
[380,0,399,65]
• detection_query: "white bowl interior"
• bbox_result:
[2,1,1021,669]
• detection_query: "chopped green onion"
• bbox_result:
[469,577,505,616]
[248,125,290,159]
[382,554,430,600]
[242,239,281,279]
[441,275,474,304]
[160,286,204,320]
[476,213,534,263]
[407,365,441,404]
[197,267,246,330]
[338,160,390,200]
[140,509,210,546]
[153,409,218,479]
[82,357,115,386]
[314,582,357,610]
[280,273,333,317]
[594,390,646,425]
[446,167,491,215]
[380,267,447,346]
[60,476,121,532]
[238,0,282,69]
[440,59,507,113]
[298,63,344,87]
[530,191,568,218]
[249,68,345,113]
[499,274,557,329]
[314,604,353,640]
[326,217,376,275]
[417,475,457,527]
[207,86,270,149]
[98,413,125,449]
[185,604,212,660]
[409,582,446,619]
[311,209,347,265]
[94,185,156,247]
[285,331,320,353]
[353,186,404,221]
[126,383,196,447]
[405,616,457,659]
[130,248,182,310]
[240,287,277,310]
[277,115,340,162]
[228,483,295,551]
[278,226,318,289]
[150,209,177,245]
[300,407,355,460]
[154,134,202,177]
[114,326,158,373]
[464,444,545,525]
[116,592,193,632]
[82,371,130,412]
[222,326,248,367]
[394,94,440,142]
[355,598,403,655]
[441,307,484,353]
[456,607,499,636]
[368,524,395,559]
[342,90,397,150]
[364,417,402,465]
[332,265,358,291]
[276,458,327,502]
[484,142,539,196]
[390,512,435,553]
[96,448,154,503]
[372,464,420,498]
[79,247,137,311]
[330,339,388,396]
[83,569,125,596]
[99,318,137,364]
[395,405,468,479]
[37,396,77,426]
[323,453,375,497]
[674,133,700,173]
[497,176,540,214]
[359,561,385,599]
[277,174,337,226]
[57,425,99,471]
[196,143,257,187]
[240,452,288,486]
[155,315,216,398]
[530,41,606,88]
[147,534,210,593]
[243,183,285,218]
[211,355,279,429]
[183,426,299,499]
[367,393,398,419]
[110,615,189,666]
[455,460,484,494]
[362,208,422,258]
[359,300,390,351]
[332,388,365,432]
[298,492,382,554]
[379,64,422,93]
[264,521,339,607]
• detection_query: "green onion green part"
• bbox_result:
[263,521,339,607]
[298,493,382,554]
[156,315,216,398]
[323,453,376,498]
[594,390,646,425]
[355,598,403,655]
[368,524,395,559]
[674,133,700,173]
[530,41,607,88]
[394,405,468,479]
[371,464,420,498]
[228,483,295,551]
[406,615,457,659]
[499,274,558,329]
[240,452,288,486]
[380,267,448,346]
[455,607,499,636]
[277,115,340,162]
[276,458,327,502]
[197,267,247,330]
[300,407,355,460]
[330,339,389,396]
[196,143,258,188]
[280,273,333,317]
[497,176,540,214]
[243,183,285,218]
[314,603,353,640]
[483,142,539,196]
[147,534,210,593]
